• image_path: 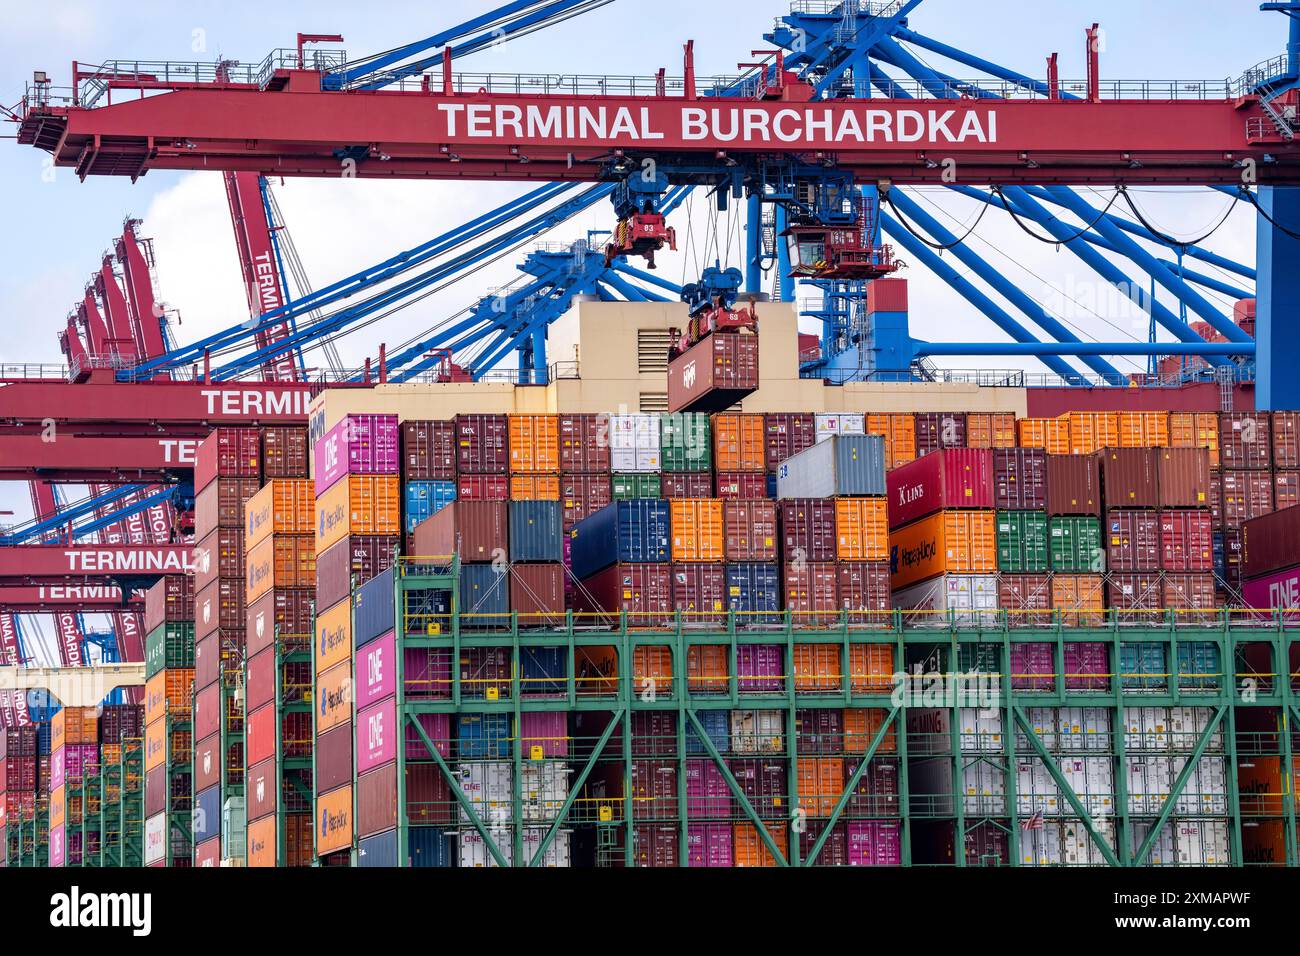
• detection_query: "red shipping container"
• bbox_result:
[405,763,456,826]
[763,413,816,472]
[402,420,457,480]
[1273,412,1300,469]
[779,499,837,562]
[836,562,892,624]
[1160,511,1214,572]
[561,474,612,532]
[723,500,777,562]
[998,574,1053,625]
[193,528,243,592]
[1096,448,1160,509]
[315,723,353,795]
[914,413,968,457]
[457,475,509,502]
[1164,573,1218,621]
[1105,510,1160,572]
[715,472,769,499]
[262,426,309,479]
[784,563,839,627]
[316,534,397,610]
[1220,413,1271,470]
[509,564,565,628]
[661,473,713,499]
[194,684,222,742]
[572,564,673,626]
[193,478,259,533]
[1275,471,1300,511]
[195,630,243,688]
[1157,448,1211,508]
[992,449,1047,511]
[887,448,994,529]
[357,763,398,839]
[245,647,276,711]
[244,757,277,822]
[144,576,194,634]
[1221,471,1275,529]
[195,578,243,639]
[558,414,611,474]
[194,427,260,491]
[668,334,759,416]
[671,563,727,624]
[454,414,509,475]
[1242,505,1300,579]
[245,587,313,659]
[411,501,508,562]
[192,733,222,792]
[868,277,908,314]
[1108,573,1164,619]
[1046,455,1101,516]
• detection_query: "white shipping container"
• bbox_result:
[521,763,571,823]
[1131,819,1178,866]
[814,413,866,444]
[611,447,662,472]
[1127,758,1172,815]
[1057,707,1111,752]
[223,795,246,862]
[959,708,1003,752]
[1061,756,1114,818]
[1021,821,1065,866]
[1125,707,1170,752]
[962,760,1007,815]
[1016,759,1061,816]
[144,812,166,865]
[1177,819,1232,865]
[1169,706,1224,752]
[893,575,1000,629]
[1016,708,1059,752]
[1061,819,1116,866]
[458,762,514,826]
[1172,754,1229,815]
[609,414,661,473]
[730,709,785,754]
[458,828,572,867]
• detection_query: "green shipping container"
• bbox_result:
[1049,516,1105,574]
[660,413,712,473]
[996,511,1050,573]
[145,622,195,678]
[611,474,662,499]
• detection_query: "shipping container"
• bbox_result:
[404,480,457,532]
[778,498,837,563]
[508,474,560,501]
[992,448,1047,511]
[814,413,866,445]
[572,564,672,626]
[887,448,993,528]
[671,564,727,624]
[1096,447,1160,509]
[246,534,315,603]
[1275,470,1300,511]
[509,501,563,563]
[1156,448,1211,508]
[558,414,611,474]
[715,471,768,499]
[401,420,457,480]
[1242,505,1300,579]
[1160,510,1215,573]
[245,587,314,657]
[784,563,840,627]
[457,474,509,501]
[668,333,759,414]
[721,499,777,562]
[1221,471,1275,529]
[1118,412,1169,449]
[998,574,1053,625]
[762,413,816,471]
[865,414,917,470]
[245,479,315,549]
[1169,412,1221,466]
[195,427,260,491]
[316,662,353,735]
[455,414,510,475]
[315,535,396,609]
[1050,516,1105,574]
[194,477,260,533]
[570,500,671,579]
[315,723,353,795]
[611,473,662,500]
[145,622,194,678]
[460,564,510,625]
[660,473,713,499]
[193,528,243,593]
[1051,575,1106,627]
[261,425,309,479]
[317,785,354,856]
[836,563,891,626]
[914,412,967,456]
[669,499,724,562]
[144,576,194,634]
[411,501,508,563]
[893,575,999,629]
[315,474,402,553]
[354,567,396,649]
[1220,413,1271,470]
[726,563,782,624]
[1273,411,1300,469]
[510,564,566,628]
[834,498,889,562]
[1108,573,1164,620]
[1164,574,1218,621]
[776,435,887,499]
[889,511,997,590]
[561,474,612,532]
[712,413,765,473]
[195,578,243,638]
[996,511,1049,574]
[508,415,560,474]
[1065,411,1119,455]
[661,413,712,473]
[733,821,789,867]
[1046,455,1101,516]
[608,414,662,473]
[1105,510,1160,572]
[315,414,400,495]
[965,412,1017,450]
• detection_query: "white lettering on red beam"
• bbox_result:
[201,390,310,417]
[436,104,998,145]
[62,550,193,572]
[38,585,126,600]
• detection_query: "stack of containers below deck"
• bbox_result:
[143,576,195,869]
[992,446,1051,623]
[1213,413,1280,596]
[558,413,612,601]
[50,707,99,868]
[1,726,42,865]
[883,446,997,627]
[314,413,399,865]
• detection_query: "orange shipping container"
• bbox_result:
[315,598,353,676]
[317,661,353,733]
[797,758,845,817]
[888,510,997,590]
[145,669,195,725]
[508,415,560,474]
[316,785,354,856]
[1064,412,1119,455]
[966,413,1017,450]
[1017,418,1071,455]
[245,479,315,549]
[1169,412,1221,467]
[835,498,889,561]
[52,707,97,750]
[670,499,724,562]
[509,475,560,501]
[634,646,673,697]
[844,708,898,753]
[315,474,401,553]
[246,815,277,868]
[712,414,765,472]
[687,645,728,695]
[1118,412,1169,449]
[50,787,65,829]
[247,534,316,603]
[1051,574,1105,627]
[143,718,190,773]
[847,646,895,695]
[733,822,789,868]
[792,645,842,693]
[1238,757,1285,816]
[866,414,916,469]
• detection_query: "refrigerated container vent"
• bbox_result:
[637,330,671,374]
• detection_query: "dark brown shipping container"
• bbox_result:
[1096,448,1159,509]
[195,629,243,689]
[245,757,277,822]
[357,763,398,839]
[144,576,194,634]
[998,574,1053,625]
[796,709,845,754]
[661,473,714,499]
[670,563,727,624]
[631,712,677,757]
[510,564,566,628]
[1242,506,1300,579]
[779,499,838,562]
[262,426,310,479]
[194,478,260,533]
[630,760,678,820]
[572,564,673,626]
[1220,528,1244,590]
[192,734,221,793]
[411,501,508,562]
[246,587,314,659]
[784,562,840,627]
[1210,469,1223,526]
[1107,573,1164,617]
[799,822,850,867]
[1156,447,1212,509]
[195,578,244,640]
[715,472,769,499]
[402,420,457,480]
[729,758,787,817]
[316,535,398,610]
[193,527,244,592]
[763,413,816,472]
[558,414,611,474]
[723,499,777,562]
[315,723,353,795]
[561,474,612,532]
[1275,471,1300,512]
[993,448,1047,511]
[457,474,509,502]
[915,413,968,457]
[1045,455,1101,516]
[1273,412,1300,469]
[1105,510,1160,572]
[405,763,456,826]
[1221,470,1275,529]
[633,825,680,868]
[837,562,891,624]
[1220,413,1272,470]
[455,414,509,475]
[667,334,759,416]
[194,427,260,491]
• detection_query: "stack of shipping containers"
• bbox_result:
[95,705,145,867]
[49,707,97,867]
[144,570,196,867]
[1,726,41,865]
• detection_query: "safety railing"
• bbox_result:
[788,0,909,16]
[0,363,75,380]
[255,47,348,88]
[1230,53,1293,98]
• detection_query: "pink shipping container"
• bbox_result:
[715,472,769,499]
[519,712,568,758]
[887,448,995,528]
[315,414,400,495]
[687,823,734,867]
[1243,564,1300,619]
[737,644,783,693]
[685,759,732,817]
[404,713,452,760]
[404,647,453,700]
[1011,643,1054,691]
[1160,510,1214,572]
[356,631,397,710]
[356,698,397,774]
[847,821,902,867]
[1064,642,1110,691]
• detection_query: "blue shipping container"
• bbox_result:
[1120,643,1167,692]
[358,828,399,868]
[686,710,731,755]
[410,827,455,868]
[354,567,396,650]
[570,500,670,580]
[193,785,221,843]
[509,501,564,563]
[1177,641,1220,692]
[726,563,782,624]
[405,481,457,533]
[521,646,567,697]
[460,564,510,622]
[458,713,512,759]
[776,434,887,499]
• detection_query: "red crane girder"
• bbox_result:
[0,433,203,482]
[0,544,193,586]
[0,376,317,425]
[0,585,141,612]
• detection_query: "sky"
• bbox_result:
[0,0,1288,659]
